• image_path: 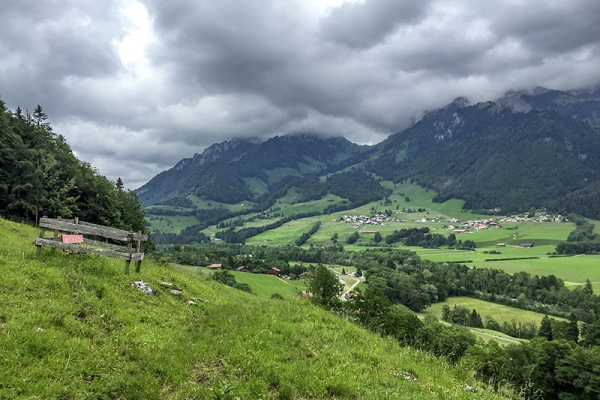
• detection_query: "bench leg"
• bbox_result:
[125,260,131,275]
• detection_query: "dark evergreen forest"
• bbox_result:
[0,100,145,232]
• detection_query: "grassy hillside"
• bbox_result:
[0,218,510,399]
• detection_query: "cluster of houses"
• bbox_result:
[447,218,502,233]
[499,214,565,223]
[446,213,566,234]
[337,214,389,227]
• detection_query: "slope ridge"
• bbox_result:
[0,218,508,399]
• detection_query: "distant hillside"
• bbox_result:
[367,97,600,216]
[0,217,508,399]
[137,134,365,206]
[498,85,600,132]
[138,84,600,220]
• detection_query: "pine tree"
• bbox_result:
[441,305,451,322]
[583,279,594,295]
[308,265,342,310]
[468,309,484,328]
[566,313,579,343]
[32,104,51,132]
[116,177,124,191]
[374,231,382,243]
[539,315,553,341]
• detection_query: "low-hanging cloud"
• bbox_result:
[1,0,599,189]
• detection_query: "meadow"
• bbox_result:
[422,296,567,327]
[147,179,599,292]
[0,217,511,399]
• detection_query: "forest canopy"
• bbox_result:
[0,99,146,232]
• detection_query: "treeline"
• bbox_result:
[153,225,211,245]
[555,214,600,254]
[327,170,392,206]
[215,211,321,243]
[384,227,476,249]
[0,100,145,232]
[158,196,197,208]
[271,170,392,207]
[441,304,539,339]
[366,259,600,322]
[295,221,321,246]
[211,270,252,293]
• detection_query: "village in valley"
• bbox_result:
[335,210,568,234]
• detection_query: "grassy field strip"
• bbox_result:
[417,315,524,346]
[423,296,567,326]
[468,328,524,345]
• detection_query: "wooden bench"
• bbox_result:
[35,217,148,274]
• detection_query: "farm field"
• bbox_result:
[231,271,307,298]
[148,179,599,292]
[422,296,567,327]
[146,215,200,234]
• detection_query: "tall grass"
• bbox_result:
[0,218,510,399]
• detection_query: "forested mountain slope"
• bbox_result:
[367,99,600,216]
[138,84,600,219]
[137,134,365,206]
[498,85,600,132]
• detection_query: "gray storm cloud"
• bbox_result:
[1,0,599,189]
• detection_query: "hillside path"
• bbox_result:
[341,277,361,300]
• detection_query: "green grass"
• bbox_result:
[231,271,307,298]
[187,195,257,211]
[150,178,599,291]
[423,296,566,326]
[145,215,200,234]
[0,217,511,399]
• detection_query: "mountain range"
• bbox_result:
[137,85,600,219]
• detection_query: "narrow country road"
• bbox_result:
[341,277,361,300]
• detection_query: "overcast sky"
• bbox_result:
[1,0,599,189]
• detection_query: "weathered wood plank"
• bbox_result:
[36,227,46,256]
[77,220,148,241]
[82,238,131,253]
[39,218,147,242]
[35,238,132,260]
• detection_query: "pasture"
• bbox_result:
[422,296,567,327]
[148,179,599,292]
[232,271,307,298]
[145,215,200,234]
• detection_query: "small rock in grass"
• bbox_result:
[187,300,197,305]
[169,289,183,296]
[463,384,477,393]
[132,280,155,295]
[160,281,173,287]
[192,297,210,303]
